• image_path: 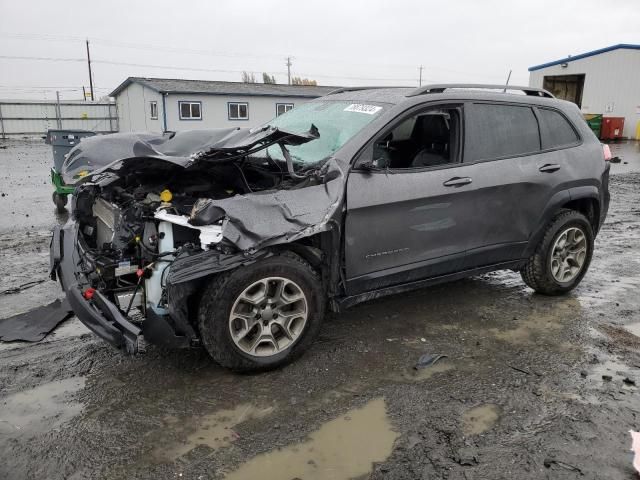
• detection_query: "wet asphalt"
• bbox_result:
[1,139,640,480]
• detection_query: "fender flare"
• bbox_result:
[523,190,570,258]
[523,186,601,258]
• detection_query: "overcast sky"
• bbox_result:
[1,0,638,100]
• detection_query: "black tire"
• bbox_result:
[52,192,68,213]
[197,251,325,372]
[521,209,594,295]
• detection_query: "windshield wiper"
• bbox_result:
[278,123,321,180]
[278,143,308,180]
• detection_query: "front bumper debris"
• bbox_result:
[50,221,143,354]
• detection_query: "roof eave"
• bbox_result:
[528,43,640,71]
[160,90,329,98]
[109,77,162,97]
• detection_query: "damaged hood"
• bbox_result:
[189,158,344,251]
[60,126,319,185]
[71,127,346,253]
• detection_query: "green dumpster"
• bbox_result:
[583,114,603,140]
[45,129,96,212]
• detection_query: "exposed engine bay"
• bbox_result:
[67,126,342,325]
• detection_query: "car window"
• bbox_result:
[369,107,461,169]
[538,108,579,149]
[465,103,540,162]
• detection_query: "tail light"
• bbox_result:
[602,144,612,162]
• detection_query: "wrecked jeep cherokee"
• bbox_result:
[50,84,610,371]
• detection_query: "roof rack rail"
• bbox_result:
[407,84,555,98]
[326,86,408,96]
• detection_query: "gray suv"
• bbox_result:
[50,84,610,371]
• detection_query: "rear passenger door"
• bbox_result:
[462,102,581,268]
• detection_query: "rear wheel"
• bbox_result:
[52,192,68,213]
[521,210,594,295]
[198,251,324,371]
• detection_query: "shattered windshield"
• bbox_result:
[264,100,388,165]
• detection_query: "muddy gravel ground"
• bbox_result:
[1,139,640,480]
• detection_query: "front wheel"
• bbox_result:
[198,251,325,371]
[521,210,594,295]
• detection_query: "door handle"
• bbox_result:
[539,163,561,173]
[443,176,473,187]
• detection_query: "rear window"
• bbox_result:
[465,103,540,162]
[538,108,579,149]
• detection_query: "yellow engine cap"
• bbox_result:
[160,189,173,202]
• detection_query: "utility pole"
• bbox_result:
[503,69,512,92]
[55,91,62,129]
[418,65,424,87]
[86,39,94,101]
[286,57,292,85]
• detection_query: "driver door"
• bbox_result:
[344,104,480,295]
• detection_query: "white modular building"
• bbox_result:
[110,77,337,133]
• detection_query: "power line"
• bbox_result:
[0,52,507,94]
[0,55,84,62]
[0,32,508,80]
[0,54,416,82]
[0,53,503,84]
[0,33,285,61]
[0,85,111,91]
[95,59,284,76]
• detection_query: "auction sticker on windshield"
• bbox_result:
[344,104,383,115]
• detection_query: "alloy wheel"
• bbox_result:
[550,226,588,283]
[228,277,308,357]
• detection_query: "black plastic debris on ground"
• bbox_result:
[0,299,73,342]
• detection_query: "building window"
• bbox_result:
[179,101,202,120]
[228,102,249,120]
[149,101,158,119]
[276,103,294,116]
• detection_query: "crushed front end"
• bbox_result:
[49,126,344,354]
[51,173,228,352]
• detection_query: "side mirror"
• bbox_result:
[358,160,381,172]
[375,140,396,151]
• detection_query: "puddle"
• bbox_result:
[224,398,398,480]
[154,403,274,461]
[0,377,85,438]
[488,299,580,345]
[462,404,500,436]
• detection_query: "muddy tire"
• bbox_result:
[52,192,68,213]
[521,209,594,295]
[198,251,325,372]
